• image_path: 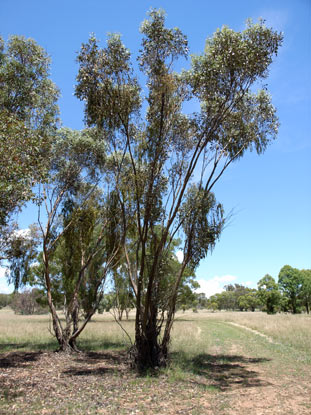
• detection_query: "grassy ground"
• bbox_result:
[0,308,310,414]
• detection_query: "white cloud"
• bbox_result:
[196,275,237,299]
[176,250,184,263]
[0,267,14,294]
[16,228,31,237]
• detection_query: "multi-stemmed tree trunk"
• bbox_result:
[35,129,120,353]
[75,10,283,369]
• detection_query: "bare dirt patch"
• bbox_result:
[1,346,310,415]
[0,350,212,414]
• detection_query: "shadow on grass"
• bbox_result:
[0,341,58,353]
[0,337,126,352]
[63,350,127,377]
[0,338,126,367]
[170,351,272,391]
[74,350,126,364]
[0,350,42,368]
[77,338,126,352]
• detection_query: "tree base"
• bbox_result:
[55,340,81,354]
[128,342,168,372]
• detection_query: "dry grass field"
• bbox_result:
[0,308,310,414]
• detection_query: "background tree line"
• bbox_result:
[2,264,310,316]
[207,266,311,314]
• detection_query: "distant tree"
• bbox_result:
[75,9,282,369]
[300,269,311,314]
[208,291,231,310]
[97,293,115,314]
[10,288,47,315]
[110,268,135,321]
[224,283,254,310]
[207,285,258,311]
[0,35,59,227]
[195,292,209,309]
[278,265,303,314]
[208,294,221,311]
[238,290,259,311]
[257,274,281,314]
[207,300,219,312]
[0,293,12,309]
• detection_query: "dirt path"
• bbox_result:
[227,322,278,344]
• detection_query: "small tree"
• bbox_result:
[207,300,219,312]
[35,129,121,352]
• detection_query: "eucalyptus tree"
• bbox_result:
[0,35,59,227]
[75,9,282,369]
[36,128,121,352]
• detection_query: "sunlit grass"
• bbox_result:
[0,308,57,351]
[180,310,311,354]
[1,307,310,356]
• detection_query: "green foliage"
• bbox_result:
[301,269,311,314]
[0,35,59,226]
[257,274,281,314]
[180,185,224,269]
[278,265,303,314]
[27,127,123,351]
[0,293,12,309]
[208,284,259,311]
[75,33,141,131]
[4,225,41,291]
[97,293,115,314]
[10,288,47,315]
[33,186,116,313]
[238,291,259,312]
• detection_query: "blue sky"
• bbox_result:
[0,0,310,296]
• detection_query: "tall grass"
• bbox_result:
[1,308,310,356]
[0,308,134,352]
[175,310,311,354]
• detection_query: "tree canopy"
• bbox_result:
[0,35,59,227]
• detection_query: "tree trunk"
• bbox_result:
[56,332,79,353]
[292,297,297,314]
[133,305,167,371]
[134,321,165,371]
